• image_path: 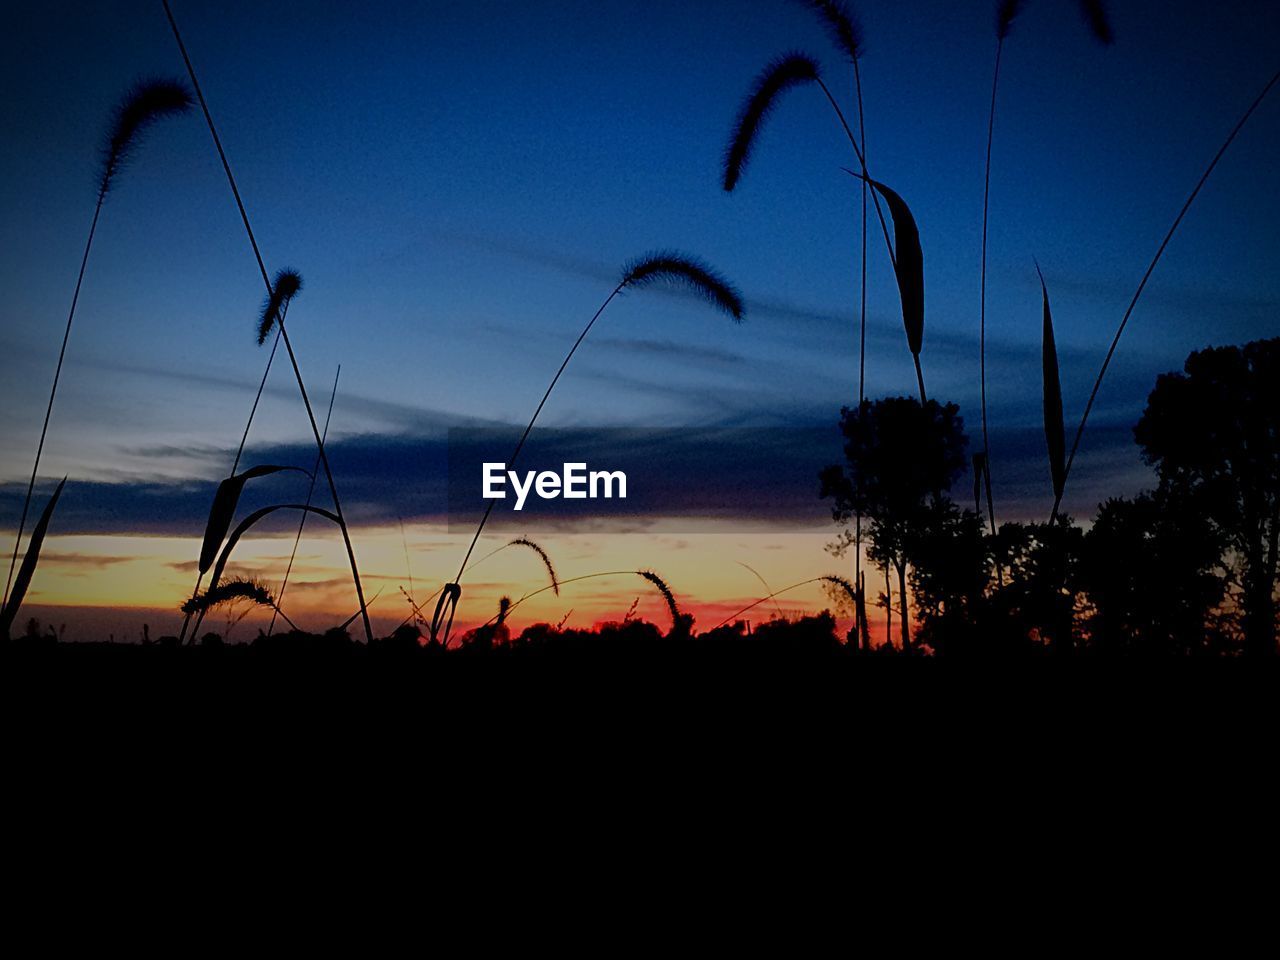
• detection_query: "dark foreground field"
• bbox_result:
[6,616,1274,691]
[5,623,1272,791]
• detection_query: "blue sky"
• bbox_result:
[1,1,1278,608]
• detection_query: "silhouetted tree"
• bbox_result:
[1079,493,1227,655]
[1134,338,1280,655]
[905,498,988,654]
[988,520,1082,654]
[821,397,967,649]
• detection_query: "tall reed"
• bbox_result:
[188,502,340,641]
[1052,65,1280,521]
[176,263,303,647]
[433,253,743,643]
[3,79,191,609]
[177,306,294,644]
[977,0,1112,535]
[161,3,372,644]
[258,272,373,643]
[268,364,341,636]
[797,1,873,637]
[723,50,926,402]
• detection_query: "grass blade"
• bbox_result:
[853,177,926,400]
[201,502,342,627]
[869,181,923,354]
[198,465,310,575]
[1054,66,1280,520]
[1,478,66,639]
[1037,264,1066,511]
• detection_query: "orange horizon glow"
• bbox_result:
[12,523,905,643]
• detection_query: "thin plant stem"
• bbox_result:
[268,363,340,636]
[178,312,283,644]
[815,77,895,271]
[401,518,415,601]
[712,576,832,631]
[1052,66,1280,522]
[480,570,674,631]
[853,57,868,649]
[979,37,1004,538]
[737,561,786,621]
[233,321,283,477]
[277,319,373,644]
[436,285,625,642]
[163,0,371,643]
[395,540,540,634]
[4,197,103,608]
[822,78,927,404]
[161,0,270,291]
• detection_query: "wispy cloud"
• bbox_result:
[0,414,1146,538]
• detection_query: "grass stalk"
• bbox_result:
[275,318,373,644]
[435,254,742,643]
[3,200,102,609]
[163,0,372,643]
[712,574,855,631]
[268,363,341,636]
[5,78,191,608]
[177,318,282,644]
[1052,66,1280,522]
[978,35,1005,537]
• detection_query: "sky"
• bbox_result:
[1,0,1278,639]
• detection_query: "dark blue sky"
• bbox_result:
[2,0,1278,527]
